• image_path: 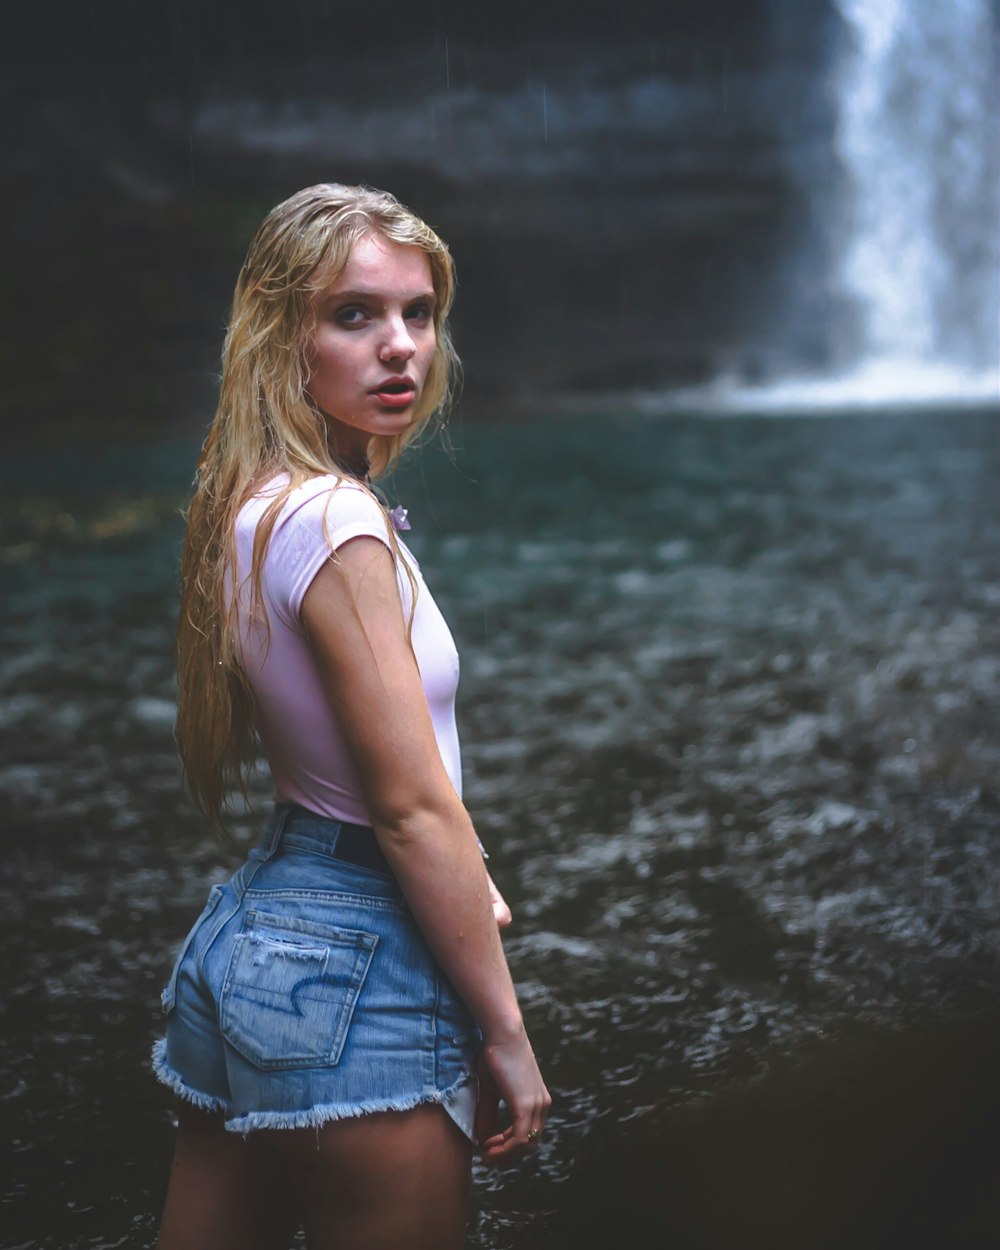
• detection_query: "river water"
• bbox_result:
[2,408,998,1248]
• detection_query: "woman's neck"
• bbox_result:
[338,451,371,482]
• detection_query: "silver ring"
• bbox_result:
[527,1128,540,1142]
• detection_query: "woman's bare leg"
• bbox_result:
[274,1103,473,1250]
[157,1103,301,1250]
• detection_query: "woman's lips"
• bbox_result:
[370,384,417,408]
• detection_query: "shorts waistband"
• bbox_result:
[261,804,393,877]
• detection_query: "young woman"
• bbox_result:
[153,184,550,1249]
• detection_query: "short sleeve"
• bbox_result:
[264,478,393,627]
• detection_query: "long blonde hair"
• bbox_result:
[176,183,460,824]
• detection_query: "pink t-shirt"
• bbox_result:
[232,474,462,825]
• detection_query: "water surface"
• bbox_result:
[2,409,998,1247]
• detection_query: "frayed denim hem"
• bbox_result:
[151,1039,233,1116]
[225,1068,476,1140]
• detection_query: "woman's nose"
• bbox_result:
[379,316,416,362]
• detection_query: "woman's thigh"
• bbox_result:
[273,1102,473,1250]
[157,1103,300,1250]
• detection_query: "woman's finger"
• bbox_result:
[481,1128,538,1165]
[481,1126,522,1164]
[486,873,513,930]
[480,1104,548,1165]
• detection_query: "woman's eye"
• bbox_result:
[405,304,433,325]
[335,306,368,327]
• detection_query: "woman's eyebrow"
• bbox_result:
[324,288,437,305]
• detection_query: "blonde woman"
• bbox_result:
[154,184,550,1250]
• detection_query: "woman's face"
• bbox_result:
[306,233,437,461]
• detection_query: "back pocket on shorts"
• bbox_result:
[220,909,378,1071]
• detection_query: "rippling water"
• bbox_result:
[2,410,998,1248]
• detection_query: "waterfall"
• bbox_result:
[832,0,999,400]
[660,0,999,413]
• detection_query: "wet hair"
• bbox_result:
[176,184,460,824]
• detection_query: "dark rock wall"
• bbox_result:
[5,0,842,441]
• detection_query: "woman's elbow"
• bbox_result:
[366,784,467,851]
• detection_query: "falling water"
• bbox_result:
[662,0,999,413]
[831,0,999,403]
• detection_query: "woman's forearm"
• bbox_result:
[371,798,525,1042]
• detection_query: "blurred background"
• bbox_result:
[2,2,999,1247]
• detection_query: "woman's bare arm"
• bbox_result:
[300,535,549,1160]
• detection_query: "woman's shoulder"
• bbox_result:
[233,473,399,619]
[236,473,391,555]
[239,473,381,528]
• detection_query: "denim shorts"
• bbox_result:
[152,805,481,1139]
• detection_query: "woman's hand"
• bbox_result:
[474,1022,551,1165]
[474,881,547,1163]
[487,872,512,931]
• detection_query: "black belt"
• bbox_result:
[331,821,393,875]
[284,806,392,876]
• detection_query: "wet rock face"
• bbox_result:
[5,1,842,440]
[6,2,995,439]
